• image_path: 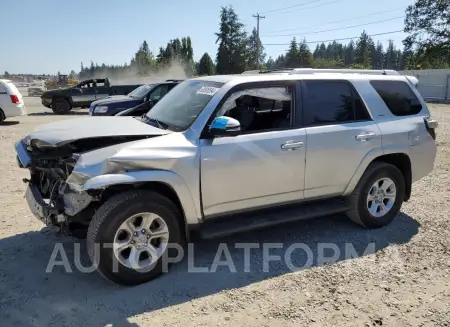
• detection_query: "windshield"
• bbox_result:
[145,80,224,132]
[128,84,155,98]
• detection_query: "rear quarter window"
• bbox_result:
[0,83,7,94]
[369,80,422,116]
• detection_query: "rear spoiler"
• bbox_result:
[405,75,419,86]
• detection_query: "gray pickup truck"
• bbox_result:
[15,69,437,285]
[40,78,142,114]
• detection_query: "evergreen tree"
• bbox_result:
[246,27,266,70]
[215,6,248,74]
[355,31,371,68]
[198,53,215,75]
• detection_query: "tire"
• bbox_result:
[0,109,5,123]
[87,190,184,286]
[51,99,71,115]
[346,161,405,228]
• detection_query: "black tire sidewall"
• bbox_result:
[52,99,70,114]
[91,193,183,286]
[357,164,405,228]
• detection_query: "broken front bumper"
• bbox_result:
[25,184,56,225]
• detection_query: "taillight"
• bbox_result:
[424,117,438,140]
[10,95,20,104]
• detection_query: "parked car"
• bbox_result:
[0,79,26,122]
[89,80,182,116]
[15,69,438,285]
[28,82,46,97]
[40,78,142,114]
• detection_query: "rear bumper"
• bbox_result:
[4,104,26,118]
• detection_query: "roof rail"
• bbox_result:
[241,68,400,76]
[288,68,400,76]
[165,79,184,82]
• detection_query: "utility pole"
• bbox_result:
[253,13,265,69]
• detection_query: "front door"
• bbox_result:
[71,80,97,106]
[200,83,306,218]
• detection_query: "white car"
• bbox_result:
[0,79,26,122]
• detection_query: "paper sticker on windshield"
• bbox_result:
[196,86,220,96]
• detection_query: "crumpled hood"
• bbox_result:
[27,116,169,146]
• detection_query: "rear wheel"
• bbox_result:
[87,190,184,286]
[51,99,71,114]
[0,109,5,123]
[346,162,405,228]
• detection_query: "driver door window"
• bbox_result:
[149,85,169,102]
[200,83,307,218]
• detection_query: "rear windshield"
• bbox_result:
[369,80,422,116]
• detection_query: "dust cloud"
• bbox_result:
[87,60,189,85]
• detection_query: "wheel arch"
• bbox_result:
[82,171,201,238]
[344,148,412,201]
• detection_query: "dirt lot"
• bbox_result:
[0,96,449,327]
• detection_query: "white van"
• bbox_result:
[0,79,26,122]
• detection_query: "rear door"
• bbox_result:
[299,80,382,199]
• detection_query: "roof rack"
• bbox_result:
[241,68,400,76]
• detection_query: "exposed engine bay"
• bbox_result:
[23,135,153,234]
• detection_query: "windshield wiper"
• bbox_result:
[141,116,169,130]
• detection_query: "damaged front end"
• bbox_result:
[16,134,153,234]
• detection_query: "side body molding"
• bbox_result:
[82,170,201,225]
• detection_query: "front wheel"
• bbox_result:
[51,99,71,114]
[346,162,405,228]
[87,190,184,286]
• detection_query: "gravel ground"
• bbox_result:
[0,94,449,327]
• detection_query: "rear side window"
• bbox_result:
[0,83,7,94]
[301,80,371,126]
[369,80,422,116]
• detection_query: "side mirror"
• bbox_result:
[209,116,241,137]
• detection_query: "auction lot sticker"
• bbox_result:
[197,86,220,96]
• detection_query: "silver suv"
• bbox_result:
[15,68,438,285]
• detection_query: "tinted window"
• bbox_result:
[370,80,422,116]
[0,83,7,94]
[149,84,169,101]
[302,81,370,126]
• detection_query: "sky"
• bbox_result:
[1,0,414,74]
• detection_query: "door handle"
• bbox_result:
[281,140,304,150]
[355,132,376,142]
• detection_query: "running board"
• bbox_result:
[198,198,350,239]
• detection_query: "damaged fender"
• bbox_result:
[82,170,201,225]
